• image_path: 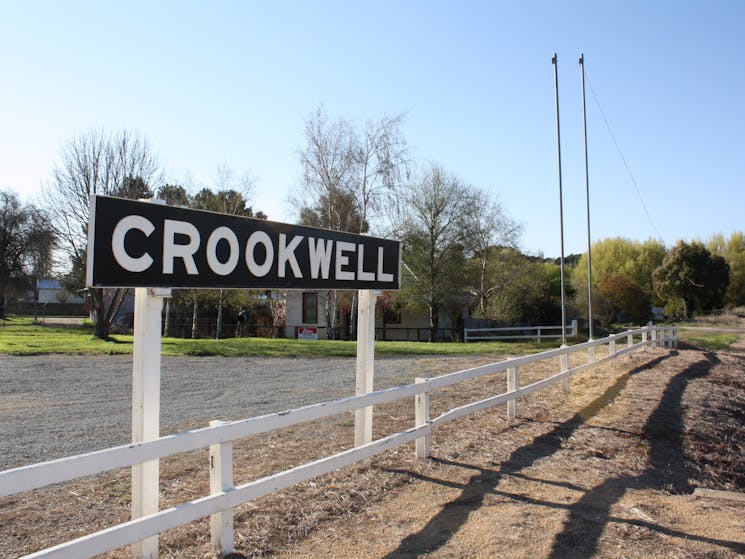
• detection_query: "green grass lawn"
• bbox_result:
[0,316,552,357]
[678,331,738,352]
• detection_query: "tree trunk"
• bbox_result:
[93,293,110,339]
[480,257,488,316]
[429,305,439,342]
[350,291,358,339]
[163,298,171,337]
[325,289,337,340]
[191,294,199,339]
[216,289,224,340]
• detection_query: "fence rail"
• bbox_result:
[464,319,578,342]
[0,323,678,559]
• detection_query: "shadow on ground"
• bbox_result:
[380,348,745,558]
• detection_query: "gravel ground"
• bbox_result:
[0,354,488,470]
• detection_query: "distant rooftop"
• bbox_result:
[37,279,61,290]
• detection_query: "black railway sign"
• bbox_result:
[86,195,401,290]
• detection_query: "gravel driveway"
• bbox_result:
[0,354,481,470]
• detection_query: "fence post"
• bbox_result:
[627,331,633,359]
[537,327,542,343]
[464,328,469,343]
[651,325,658,348]
[571,319,578,337]
[414,378,430,459]
[209,420,234,557]
[642,323,649,351]
[507,366,519,419]
[560,352,570,393]
[674,325,678,348]
[355,289,379,455]
[609,337,616,357]
[131,287,170,559]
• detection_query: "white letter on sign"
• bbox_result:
[245,231,274,277]
[357,244,375,281]
[308,237,333,279]
[377,246,394,282]
[163,219,200,274]
[112,215,154,272]
[335,241,356,281]
[206,226,239,276]
[278,234,303,278]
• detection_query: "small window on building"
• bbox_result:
[302,292,318,324]
[383,306,401,324]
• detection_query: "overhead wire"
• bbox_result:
[584,72,665,245]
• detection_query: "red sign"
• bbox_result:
[297,327,319,340]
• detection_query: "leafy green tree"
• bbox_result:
[192,187,265,218]
[159,182,266,338]
[484,249,562,325]
[708,231,745,307]
[653,240,729,318]
[156,184,191,207]
[597,273,650,324]
[574,237,666,323]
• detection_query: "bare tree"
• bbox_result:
[0,190,56,318]
[461,188,522,316]
[297,106,411,338]
[296,107,356,338]
[396,164,475,341]
[44,129,161,339]
[349,113,412,232]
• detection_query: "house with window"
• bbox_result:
[284,290,460,341]
[285,291,322,338]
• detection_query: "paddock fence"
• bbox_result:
[464,319,578,342]
[0,323,678,559]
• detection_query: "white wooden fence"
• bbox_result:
[464,319,578,342]
[0,323,677,559]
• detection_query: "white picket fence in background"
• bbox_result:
[464,319,579,342]
[0,323,678,559]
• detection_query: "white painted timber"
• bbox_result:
[18,426,429,559]
[131,287,168,559]
[209,420,234,556]
[414,377,430,459]
[355,289,377,449]
[507,366,519,419]
[560,352,570,393]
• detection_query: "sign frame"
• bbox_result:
[86,195,401,291]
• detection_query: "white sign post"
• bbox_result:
[355,289,379,452]
[131,287,170,559]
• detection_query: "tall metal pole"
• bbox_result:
[580,53,594,340]
[552,53,567,347]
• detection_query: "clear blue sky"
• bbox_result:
[1,0,743,258]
